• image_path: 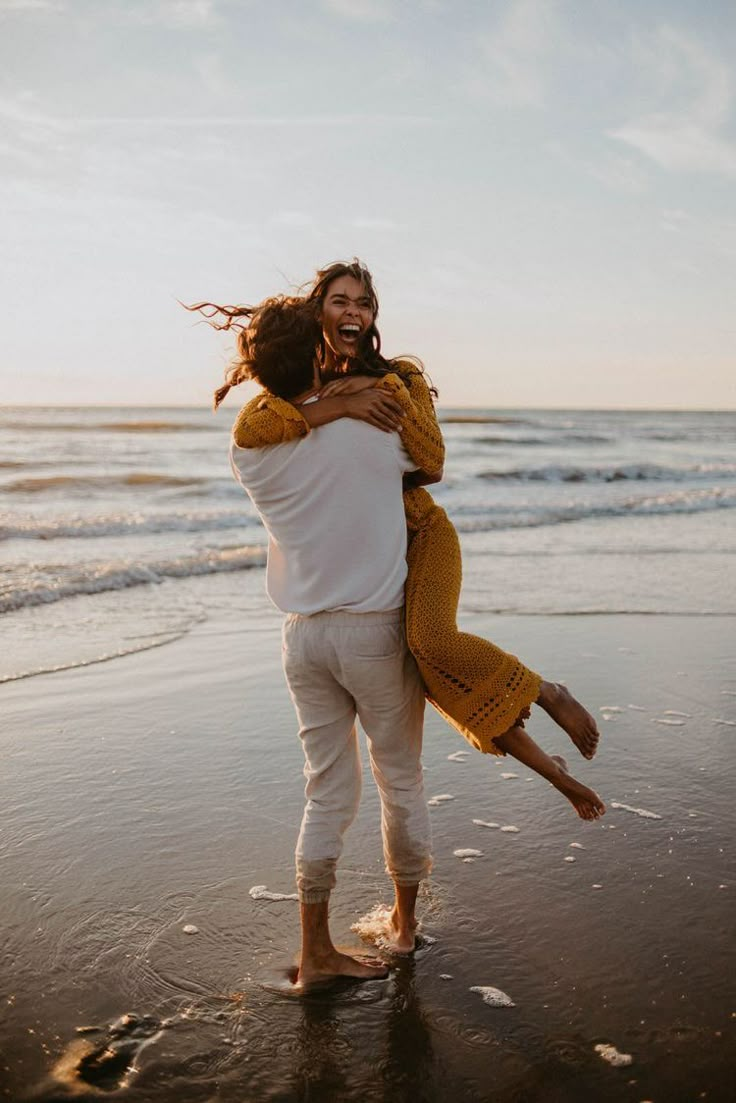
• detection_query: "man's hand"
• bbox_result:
[342,390,405,432]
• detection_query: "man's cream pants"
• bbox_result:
[282,608,432,903]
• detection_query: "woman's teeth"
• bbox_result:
[339,325,360,340]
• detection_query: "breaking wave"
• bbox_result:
[0,509,259,541]
[478,462,736,484]
[453,485,736,533]
[0,546,267,614]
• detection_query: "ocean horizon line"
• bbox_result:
[2,403,735,414]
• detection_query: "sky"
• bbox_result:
[1,0,735,409]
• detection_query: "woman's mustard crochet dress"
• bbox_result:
[233,364,542,754]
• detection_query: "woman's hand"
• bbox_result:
[342,389,405,432]
[319,376,377,398]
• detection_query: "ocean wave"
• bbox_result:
[477,462,736,483]
[0,418,217,433]
[472,433,610,446]
[0,508,258,541]
[2,472,212,494]
[453,485,736,532]
[0,628,195,684]
[0,546,267,614]
[439,414,534,425]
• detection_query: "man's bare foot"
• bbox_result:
[537,681,600,759]
[295,949,389,989]
[385,909,418,955]
[550,754,606,821]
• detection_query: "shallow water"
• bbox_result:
[2,600,734,1101]
[3,406,736,683]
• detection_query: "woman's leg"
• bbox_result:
[494,724,606,820]
[404,490,600,760]
[404,496,541,751]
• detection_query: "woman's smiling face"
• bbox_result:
[319,274,376,359]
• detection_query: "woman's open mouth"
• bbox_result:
[338,324,361,347]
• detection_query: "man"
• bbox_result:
[229,294,433,987]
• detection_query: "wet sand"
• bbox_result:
[1,574,734,1102]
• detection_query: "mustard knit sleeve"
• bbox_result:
[232,392,310,449]
[378,365,445,474]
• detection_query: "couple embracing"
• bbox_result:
[190,259,604,990]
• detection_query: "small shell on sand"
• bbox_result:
[595,1042,633,1067]
[500,825,520,833]
[249,885,298,902]
[610,802,662,820]
[470,985,515,1008]
[182,924,199,935]
[473,819,499,828]
[454,848,483,858]
[651,717,685,726]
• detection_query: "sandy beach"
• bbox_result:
[2,570,734,1102]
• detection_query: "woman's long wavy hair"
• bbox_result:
[186,258,435,408]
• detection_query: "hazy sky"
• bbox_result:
[1,0,735,408]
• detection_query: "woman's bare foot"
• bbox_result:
[550,754,606,821]
[296,949,389,989]
[385,909,418,955]
[537,682,600,759]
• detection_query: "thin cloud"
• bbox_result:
[122,0,218,27]
[471,0,560,106]
[610,25,736,178]
[0,0,64,12]
[321,0,395,23]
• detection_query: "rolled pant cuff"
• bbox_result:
[299,889,332,904]
[390,864,433,886]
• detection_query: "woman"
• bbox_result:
[190,262,605,821]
